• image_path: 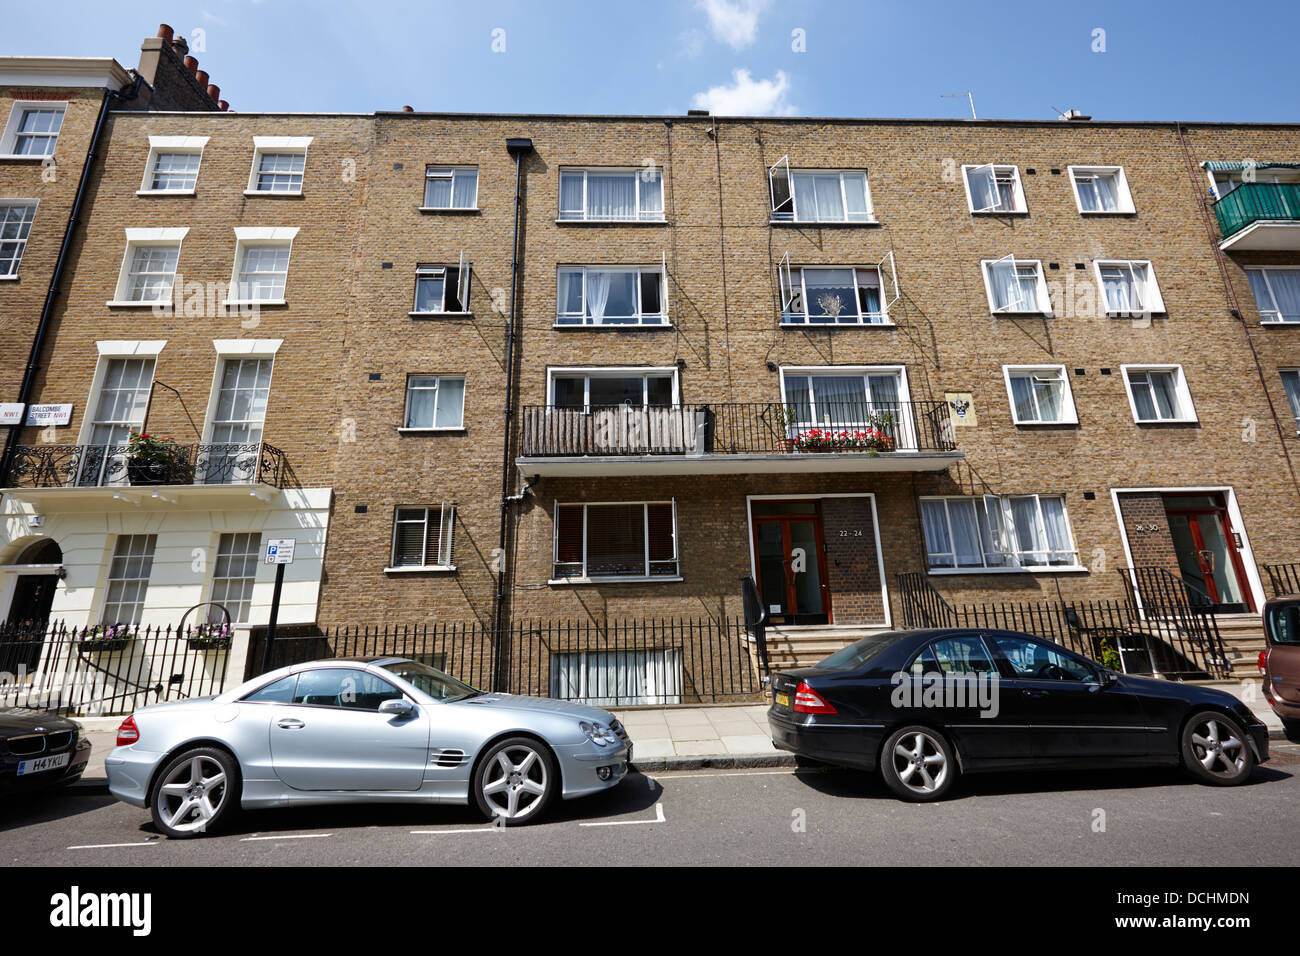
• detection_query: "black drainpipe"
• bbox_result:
[0,73,143,483]
[493,136,533,691]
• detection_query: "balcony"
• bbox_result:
[517,402,962,477]
[1213,183,1300,251]
[2,442,291,511]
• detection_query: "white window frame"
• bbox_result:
[1093,259,1165,316]
[1245,266,1300,324]
[547,366,680,408]
[387,504,456,572]
[401,374,466,431]
[1121,364,1197,424]
[107,228,188,307]
[101,534,157,624]
[550,500,680,583]
[138,136,209,195]
[411,252,472,316]
[921,494,1082,573]
[1002,365,1078,425]
[557,167,664,222]
[555,261,669,327]
[981,257,1052,315]
[209,532,262,625]
[245,136,312,196]
[767,161,874,224]
[1068,165,1135,214]
[549,648,683,706]
[1281,370,1300,435]
[962,164,1027,214]
[0,101,66,159]
[0,199,38,279]
[779,259,898,325]
[421,165,479,211]
[226,227,299,305]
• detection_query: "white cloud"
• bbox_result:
[697,0,770,51]
[691,68,796,116]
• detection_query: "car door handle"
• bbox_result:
[276,718,305,730]
[1021,689,1050,699]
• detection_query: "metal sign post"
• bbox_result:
[261,538,296,674]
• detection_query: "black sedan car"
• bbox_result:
[0,709,91,794]
[768,628,1269,801]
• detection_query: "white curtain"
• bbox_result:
[989,261,1023,310]
[812,174,845,220]
[1102,265,1141,311]
[451,170,477,208]
[586,174,636,220]
[1010,497,1046,564]
[1263,270,1300,322]
[921,500,953,566]
[949,501,984,567]
[550,650,682,706]
[793,174,819,220]
[639,172,663,217]
[559,172,584,215]
[585,270,611,321]
[1090,173,1117,211]
[1009,375,1036,421]
[433,377,464,428]
[967,166,997,210]
[1040,496,1073,564]
[811,375,867,425]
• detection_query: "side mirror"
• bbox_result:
[379,698,416,718]
[1094,669,1119,691]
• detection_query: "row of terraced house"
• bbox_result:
[2,24,1300,708]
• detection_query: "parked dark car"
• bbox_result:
[1260,596,1300,738]
[768,628,1268,801]
[0,709,91,794]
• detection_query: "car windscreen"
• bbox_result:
[380,660,482,702]
[1266,602,1300,646]
[815,631,915,670]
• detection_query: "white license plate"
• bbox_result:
[16,752,70,776]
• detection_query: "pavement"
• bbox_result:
[67,676,1289,790]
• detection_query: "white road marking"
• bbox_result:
[240,833,334,842]
[67,841,157,850]
[579,802,665,827]
[410,827,500,835]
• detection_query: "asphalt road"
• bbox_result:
[5,744,1299,867]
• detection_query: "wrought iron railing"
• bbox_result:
[1263,563,1300,598]
[249,617,764,706]
[4,441,289,489]
[1213,182,1300,239]
[520,401,957,457]
[0,620,232,717]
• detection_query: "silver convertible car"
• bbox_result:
[106,657,632,838]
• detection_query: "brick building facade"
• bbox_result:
[2,103,1298,698]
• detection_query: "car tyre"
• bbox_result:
[880,725,957,802]
[149,746,240,839]
[473,736,557,826]
[1282,717,1300,744]
[1181,710,1254,786]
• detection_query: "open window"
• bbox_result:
[1094,260,1164,317]
[778,251,795,315]
[877,250,900,313]
[458,249,472,310]
[983,256,1050,315]
[769,155,793,220]
[963,164,1026,213]
[412,253,470,315]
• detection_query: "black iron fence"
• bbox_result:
[248,617,763,706]
[896,572,1229,680]
[1263,563,1300,597]
[0,620,232,717]
[519,401,957,458]
[5,441,290,489]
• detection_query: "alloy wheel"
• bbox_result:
[155,755,228,833]
[1189,717,1246,778]
[892,730,948,795]
[480,744,549,821]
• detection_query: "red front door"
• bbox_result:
[752,502,831,625]
[1164,494,1255,613]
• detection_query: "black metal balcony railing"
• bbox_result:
[519,401,957,458]
[4,442,289,490]
[1213,182,1300,239]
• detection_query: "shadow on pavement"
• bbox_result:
[0,788,119,832]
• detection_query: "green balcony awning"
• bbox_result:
[1202,161,1300,173]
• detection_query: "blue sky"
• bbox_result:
[3,0,1296,122]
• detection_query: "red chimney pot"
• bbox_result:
[184,56,199,74]
[157,24,175,42]
[196,70,209,87]
[219,100,230,111]
[206,84,220,101]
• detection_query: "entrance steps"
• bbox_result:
[1213,612,1266,679]
[759,624,890,670]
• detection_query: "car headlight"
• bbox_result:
[580,721,619,747]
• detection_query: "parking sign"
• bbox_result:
[265,538,296,565]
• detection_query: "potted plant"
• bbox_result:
[126,430,179,486]
[79,622,132,652]
[187,621,233,650]
[778,407,802,453]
